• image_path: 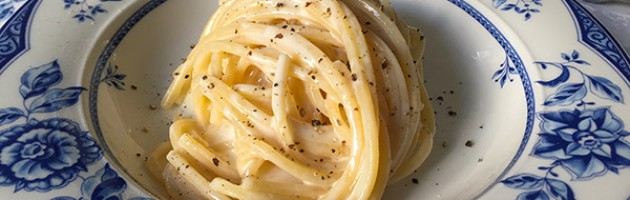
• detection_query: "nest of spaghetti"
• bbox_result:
[150,0,435,199]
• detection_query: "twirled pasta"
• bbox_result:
[150,0,435,199]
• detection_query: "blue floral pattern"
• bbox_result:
[493,55,519,88]
[492,0,542,21]
[0,60,100,192]
[51,164,153,200]
[99,62,126,90]
[502,51,629,199]
[63,0,121,22]
[0,60,151,199]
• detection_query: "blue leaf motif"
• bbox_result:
[544,83,587,106]
[561,53,571,61]
[537,66,570,87]
[586,75,624,103]
[28,87,86,113]
[493,0,507,8]
[571,50,580,60]
[502,4,515,11]
[501,173,545,190]
[101,163,119,181]
[19,60,62,99]
[545,179,575,200]
[91,177,126,200]
[0,107,24,126]
[516,190,550,200]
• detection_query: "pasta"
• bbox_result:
[150,0,435,199]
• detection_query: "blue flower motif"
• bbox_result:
[0,118,101,192]
[533,107,630,180]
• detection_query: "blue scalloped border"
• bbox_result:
[448,0,537,197]
[565,0,630,87]
[87,0,167,196]
[0,0,41,76]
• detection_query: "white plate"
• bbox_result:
[0,0,628,199]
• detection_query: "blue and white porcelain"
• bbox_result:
[0,0,628,199]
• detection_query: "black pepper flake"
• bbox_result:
[274,83,279,87]
[436,96,444,101]
[275,33,284,39]
[311,75,316,80]
[365,21,371,25]
[212,158,220,166]
[202,75,208,80]
[131,85,137,90]
[412,178,419,184]
[149,105,157,110]
[184,74,190,79]
[288,144,295,150]
[448,111,457,117]
[331,149,336,153]
[174,72,180,76]
[441,141,447,148]
[351,73,357,81]
[465,140,474,147]
[318,58,323,63]
[276,2,284,7]
[311,119,322,127]
[248,51,253,56]
[209,83,215,89]
[381,60,388,69]
[282,25,288,29]
[136,153,141,157]
[305,2,312,7]
[190,44,196,49]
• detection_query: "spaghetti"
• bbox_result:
[151,0,435,199]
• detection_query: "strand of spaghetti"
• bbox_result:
[175,133,240,181]
[241,177,327,199]
[162,60,193,107]
[209,178,300,200]
[166,151,231,200]
[271,54,295,146]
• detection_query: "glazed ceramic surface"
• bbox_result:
[0,0,628,199]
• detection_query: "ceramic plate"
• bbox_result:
[0,0,628,199]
